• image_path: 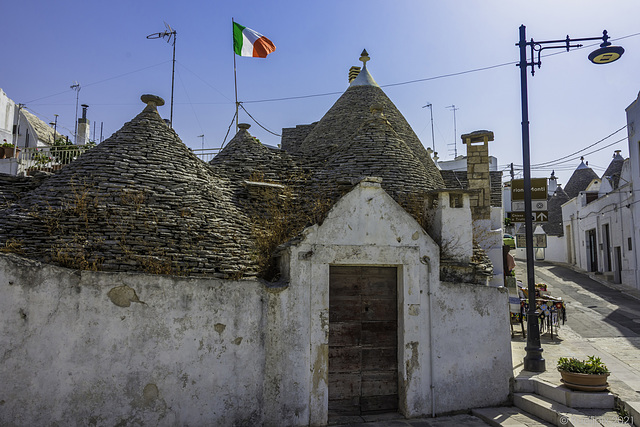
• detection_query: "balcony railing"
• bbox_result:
[18,146,93,175]
[16,146,222,175]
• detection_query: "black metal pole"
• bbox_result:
[518,24,545,372]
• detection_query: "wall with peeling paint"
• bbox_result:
[432,281,511,413]
[279,178,511,422]
[0,254,268,426]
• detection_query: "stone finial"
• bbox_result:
[360,49,370,64]
[238,123,251,130]
[141,94,165,108]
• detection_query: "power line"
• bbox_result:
[24,61,171,104]
[531,126,627,168]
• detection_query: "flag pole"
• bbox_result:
[232,18,239,132]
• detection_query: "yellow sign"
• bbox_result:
[588,46,624,64]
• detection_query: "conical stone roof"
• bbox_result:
[564,159,599,199]
[319,105,436,200]
[210,123,300,183]
[0,95,258,278]
[602,151,625,189]
[285,54,444,191]
[542,186,570,236]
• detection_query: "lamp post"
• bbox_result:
[517,25,624,372]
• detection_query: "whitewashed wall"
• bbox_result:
[0,180,512,426]
[0,254,269,426]
[283,179,511,421]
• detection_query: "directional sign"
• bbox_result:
[511,178,548,201]
[511,200,548,212]
[511,211,548,223]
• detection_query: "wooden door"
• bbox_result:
[328,266,398,416]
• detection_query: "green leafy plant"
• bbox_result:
[33,150,53,165]
[557,356,609,375]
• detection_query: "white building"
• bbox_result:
[562,148,637,288]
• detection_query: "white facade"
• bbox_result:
[0,88,16,145]
[625,92,640,288]
[562,162,636,288]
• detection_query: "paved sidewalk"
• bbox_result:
[329,413,491,426]
[511,259,640,405]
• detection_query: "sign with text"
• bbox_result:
[511,200,548,212]
[511,211,548,223]
[511,178,548,201]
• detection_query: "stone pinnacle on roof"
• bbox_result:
[350,49,379,87]
[140,94,165,113]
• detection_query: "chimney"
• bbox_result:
[348,66,361,83]
[77,104,90,145]
[548,170,558,196]
[461,130,494,221]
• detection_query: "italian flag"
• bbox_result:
[233,22,276,58]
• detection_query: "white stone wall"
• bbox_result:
[0,180,513,426]
[562,183,637,289]
[0,88,15,144]
[541,235,567,263]
[625,94,640,289]
[430,192,473,263]
[283,179,511,421]
[0,254,269,427]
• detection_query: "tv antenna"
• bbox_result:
[147,22,176,127]
[446,104,459,158]
[422,102,435,152]
[70,81,81,143]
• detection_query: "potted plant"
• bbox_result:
[557,356,609,391]
[2,141,20,159]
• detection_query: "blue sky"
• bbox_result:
[3,0,639,186]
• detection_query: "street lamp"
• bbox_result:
[517,25,623,373]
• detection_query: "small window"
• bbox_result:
[450,193,463,208]
[628,237,633,251]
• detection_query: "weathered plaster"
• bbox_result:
[0,253,268,427]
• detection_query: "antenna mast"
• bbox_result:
[147,22,177,127]
[70,82,81,143]
[422,103,435,152]
[446,104,459,158]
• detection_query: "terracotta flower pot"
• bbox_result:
[3,146,18,158]
[559,370,609,392]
